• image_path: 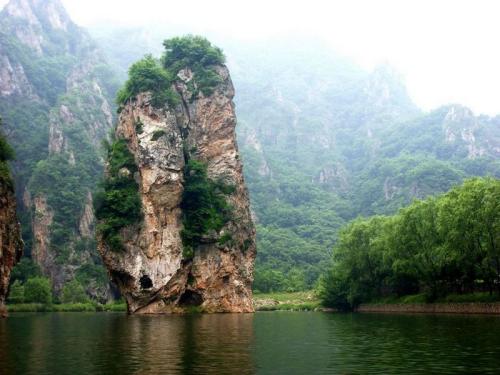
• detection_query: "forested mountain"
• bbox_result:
[90,28,500,292]
[0,0,119,300]
[2,2,497,297]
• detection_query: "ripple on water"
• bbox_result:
[1,312,500,374]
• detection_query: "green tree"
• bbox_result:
[331,216,391,303]
[180,159,234,258]
[24,277,52,304]
[117,54,178,108]
[0,117,14,161]
[318,269,353,311]
[0,116,14,185]
[253,268,286,293]
[163,35,225,72]
[437,178,500,294]
[393,199,445,300]
[95,138,142,251]
[7,280,24,304]
[61,280,88,303]
[320,178,500,309]
[10,258,42,285]
[163,35,225,96]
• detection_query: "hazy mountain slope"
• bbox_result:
[0,0,119,299]
[91,27,500,291]
[230,41,423,290]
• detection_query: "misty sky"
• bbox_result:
[2,0,500,115]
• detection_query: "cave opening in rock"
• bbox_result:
[179,290,203,306]
[139,275,153,289]
[111,270,134,289]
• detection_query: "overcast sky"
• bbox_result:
[3,0,500,115]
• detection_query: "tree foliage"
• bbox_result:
[319,178,500,310]
[163,35,225,96]
[7,280,24,304]
[180,159,234,259]
[116,36,225,109]
[0,116,14,186]
[95,139,142,251]
[10,258,42,285]
[24,277,52,304]
[116,55,179,108]
[61,280,88,303]
[0,117,14,162]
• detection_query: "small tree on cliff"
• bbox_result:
[0,117,14,185]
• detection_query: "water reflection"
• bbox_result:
[2,312,500,374]
[0,313,255,375]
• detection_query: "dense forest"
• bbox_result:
[320,177,500,310]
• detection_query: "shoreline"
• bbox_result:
[6,302,127,313]
[6,299,500,315]
[356,302,500,315]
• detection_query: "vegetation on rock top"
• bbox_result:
[116,36,225,110]
[116,55,179,109]
[163,35,225,97]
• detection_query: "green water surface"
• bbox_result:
[1,312,500,374]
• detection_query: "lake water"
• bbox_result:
[1,312,500,374]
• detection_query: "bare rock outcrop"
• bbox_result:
[99,65,256,313]
[0,180,23,317]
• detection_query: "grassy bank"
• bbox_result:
[253,291,321,311]
[369,292,500,305]
[7,302,127,313]
[356,292,500,314]
[8,292,323,313]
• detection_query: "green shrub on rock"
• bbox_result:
[95,139,142,252]
[163,35,225,97]
[117,55,179,109]
[0,117,14,186]
[180,159,234,259]
[117,36,226,110]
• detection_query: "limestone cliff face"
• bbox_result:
[0,0,117,301]
[0,181,23,316]
[99,65,256,313]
